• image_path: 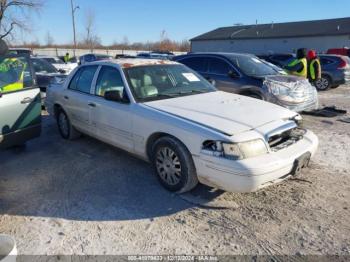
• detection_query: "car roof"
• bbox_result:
[175,52,258,61]
[185,52,254,57]
[35,55,59,59]
[90,58,179,68]
[319,54,345,58]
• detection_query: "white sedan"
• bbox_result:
[46,59,318,193]
[38,55,78,74]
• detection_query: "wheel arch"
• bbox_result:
[145,132,190,161]
[53,103,64,118]
[321,72,333,83]
[237,86,265,100]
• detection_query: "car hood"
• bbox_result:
[144,91,298,136]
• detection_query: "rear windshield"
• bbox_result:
[31,58,58,73]
[229,55,276,77]
[43,58,64,64]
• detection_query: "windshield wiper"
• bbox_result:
[167,90,211,96]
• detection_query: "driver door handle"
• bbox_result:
[88,102,96,107]
[64,95,69,100]
[21,97,34,104]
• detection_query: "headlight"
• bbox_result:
[203,139,268,160]
[222,143,242,159]
[264,78,312,104]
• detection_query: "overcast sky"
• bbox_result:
[26,0,350,45]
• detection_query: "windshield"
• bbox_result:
[229,55,277,77]
[32,58,58,74]
[124,64,216,102]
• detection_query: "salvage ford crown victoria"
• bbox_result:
[46,59,318,193]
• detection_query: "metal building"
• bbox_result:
[190,17,350,55]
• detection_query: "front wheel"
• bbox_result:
[315,76,331,91]
[56,109,81,140]
[152,136,198,193]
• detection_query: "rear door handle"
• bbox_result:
[21,97,34,104]
[88,102,96,107]
[64,95,69,100]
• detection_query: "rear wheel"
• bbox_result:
[56,109,81,140]
[152,136,198,193]
[315,75,332,91]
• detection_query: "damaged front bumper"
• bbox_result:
[193,130,318,193]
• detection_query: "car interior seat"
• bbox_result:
[140,75,158,97]
[98,71,125,96]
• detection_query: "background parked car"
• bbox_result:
[137,51,174,60]
[257,53,294,68]
[174,52,318,112]
[327,48,350,57]
[31,57,67,104]
[258,53,350,90]
[8,48,32,56]
[316,54,350,90]
[79,54,113,65]
[37,55,78,74]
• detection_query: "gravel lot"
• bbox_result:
[0,85,349,257]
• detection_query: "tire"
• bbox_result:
[315,75,332,91]
[152,136,198,193]
[56,109,81,140]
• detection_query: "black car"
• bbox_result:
[258,53,350,90]
[257,53,294,68]
[174,52,318,112]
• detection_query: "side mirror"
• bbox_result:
[228,70,239,78]
[104,90,128,103]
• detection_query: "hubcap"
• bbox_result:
[156,147,182,186]
[58,113,69,136]
[316,78,329,90]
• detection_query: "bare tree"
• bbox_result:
[82,8,100,50]
[45,31,54,46]
[0,0,42,40]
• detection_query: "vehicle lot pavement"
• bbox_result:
[0,86,349,256]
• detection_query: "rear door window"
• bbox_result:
[320,58,336,66]
[208,57,232,75]
[69,66,98,94]
[179,57,208,72]
[95,66,125,97]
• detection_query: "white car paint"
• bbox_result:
[46,59,318,193]
[37,56,77,74]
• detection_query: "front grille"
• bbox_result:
[268,128,306,152]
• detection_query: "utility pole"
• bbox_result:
[70,0,79,57]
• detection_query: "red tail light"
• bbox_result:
[337,58,348,69]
